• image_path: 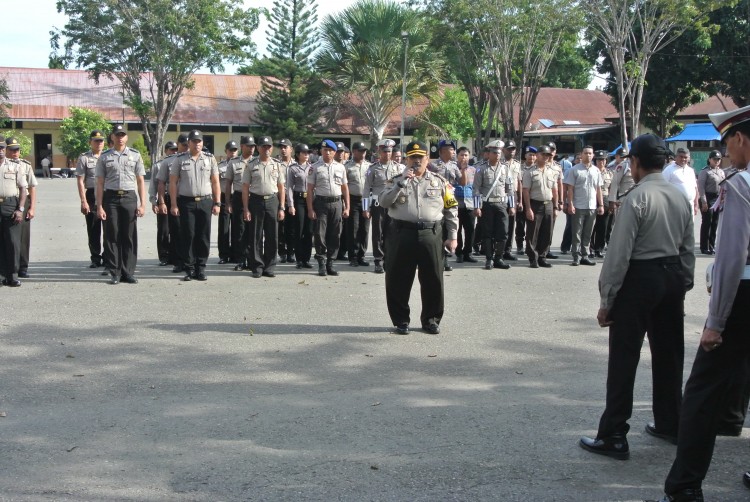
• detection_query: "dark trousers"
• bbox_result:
[0,197,21,281]
[481,202,508,259]
[217,192,230,260]
[156,210,170,263]
[504,213,515,253]
[699,195,719,252]
[384,220,444,327]
[346,195,369,260]
[592,212,610,252]
[102,190,138,278]
[289,194,313,263]
[19,198,31,273]
[597,259,686,438]
[457,207,476,258]
[515,208,526,250]
[177,196,212,274]
[313,197,342,260]
[474,214,483,252]
[370,205,388,262]
[665,282,750,494]
[166,195,181,267]
[230,192,247,264]
[278,219,287,258]
[84,188,102,265]
[560,213,572,252]
[247,194,279,273]
[525,200,552,262]
[338,210,349,259]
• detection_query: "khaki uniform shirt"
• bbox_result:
[609,160,634,203]
[95,147,146,191]
[379,170,459,239]
[169,151,218,197]
[599,168,613,199]
[344,159,370,197]
[429,159,460,186]
[507,158,522,187]
[241,158,286,196]
[522,165,556,202]
[598,172,695,310]
[0,158,27,197]
[363,161,404,198]
[75,150,100,189]
[11,159,37,197]
[697,166,725,203]
[473,162,512,200]
[307,160,347,197]
[226,155,253,193]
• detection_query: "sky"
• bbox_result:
[1,0,359,74]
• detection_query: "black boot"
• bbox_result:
[316,257,326,276]
[326,259,339,276]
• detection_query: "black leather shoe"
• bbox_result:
[121,275,138,284]
[173,265,184,273]
[218,259,228,264]
[743,471,750,489]
[194,273,207,281]
[279,255,288,263]
[89,262,99,269]
[110,273,120,285]
[595,251,604,258]
[101,270,109,276]
[538,259,552,268]
[502,252,517,261]
[183,273,192,282]
[464,255,478,263]
[349,260,359,267]
[296,261,303,269]
[570,258,580,266]
[326,261,339,276]
[423,323,440,335]
[357,258,370,266]
[484,259,492,270]
[645,488,705,502]
[18,270,29,278]
[159,260,169,266]
[580,257,597,266]
[493,258,510,269]
[444,263,453,272]
[578,435,629,460]
[318,261,327,276]
[716,425,742,436]
[394,323,409,335]
[645,422,677,444]
[456,255,464,263]
[3,279,21,287]
[374,262,384,274]
[251,271,262,278]
[262,271,276,278]
[529,261,539,268]
[546,252,559,259]
[301,261,313,269]
[286,254,294,263]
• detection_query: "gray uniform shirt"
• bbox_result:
[95,147,146,191]
[344,159,370,197]
[697,166,726,202]
[241,158,286,195]
[707,167,750,331]
[522,165,556,202]
[598,172,695,310]
[149,155,175,204]
[564,163,603,210]
[0,158,27,197]
[609,160,634,203]
[429,159,460,186]
[226,155,253,193]
[169,151,218,197]
[75,151,100,190]
[379,170,459,240]
[474,162,512,201]
[307,160,347,197]
[286,162,310,207]
[15,160,37,196]
[363,161,404,198]
[599,168,613,199]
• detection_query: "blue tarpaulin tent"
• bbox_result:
[666,123,721,142]
[608,143,631,156]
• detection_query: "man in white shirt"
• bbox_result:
[662,147,699,215]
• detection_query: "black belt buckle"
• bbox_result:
[416,221,434,230]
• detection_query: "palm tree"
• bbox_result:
[317,0,444,148]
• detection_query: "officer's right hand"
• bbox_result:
[363,210,370,219]
[80,202,90,215]
[289,206,296,216]
[97,207,107,221]
[700,201,708,212]
[309,209,317,220]
[243,209,251,222]
[525,208,534,222]
[151,204,159,214]
[170,206,179,217]
[474,208,482,218]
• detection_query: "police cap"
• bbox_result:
[6,137,21,150]
[538,145,553,155]
[320,139,337,151]
[187,130,203,141]
[351,141,367,151]
[546,141,557,151]
[240,135,256,146]
[257,136,273,147]
[295,143,311,153]
[165,141,178,150]
[486,140,505,152]
[504,140,517,149]
[377,138,396,152]
[438,139,455,150]
[594,150,608,160]
[524,146,538,155]
[111,124,127,135]
[708,149,722,160]
[405,140,428,157]
[276,138,293,148]
[90,130,106,141]
[225,140,238,150]
[177,133,189,144]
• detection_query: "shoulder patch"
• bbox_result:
[720,170,741,185]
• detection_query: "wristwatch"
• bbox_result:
[213,202,221,207]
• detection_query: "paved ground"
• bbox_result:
[0,179,747,501]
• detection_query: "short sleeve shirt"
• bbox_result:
[307,161,348,197]
[241,158,286,195]
[169,152,218,197]
[95,148,145,191]
[75,151,101,189]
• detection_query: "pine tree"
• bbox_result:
[252,0,322,145]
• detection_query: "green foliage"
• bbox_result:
[252,0,322,144]
[317,0,444,147]
[57,107,111,163]
[705,0,750,106]
[53,0,260,164]
[542,34,594,90]
[413,87,477,142]
[0,77,10,127]
[0,130,32,158]
[237,57,278,77]
[131,135,152,170]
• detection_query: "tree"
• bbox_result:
[586,0,725,146]
[317,0,444,148]
[57,107,112,164]
[237,57,280,77]
[252,0,323,144]
[0,130,32,158]
[52,0,260,165]
[0,76,10,127]
[413,86,477,143]
[542,33,594,90]
[705,0,750,106]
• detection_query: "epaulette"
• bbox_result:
[618,184,639,200]
[430,171,449,184]
[389,173,404,182]
[720,169,741,186]
[127,147,140,154]
[102,148,113,155]
[20,159,31,165]
[202,151,214,157]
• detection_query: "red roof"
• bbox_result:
[678,94,739,118]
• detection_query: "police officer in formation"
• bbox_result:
[149,140,178,266]
[225,136,255,269]
[380,140,458,335]
[608,146,634,213]
[522,145,557,268]
[362,139,404,274]
[697,149,725,255]
[454,146,477,263]
[241,136,286,278]
[95,124,147,285]
[501,140,521,262]
[514,146,536,255]
[344,141,371,267]
[6,138,38,279]
[545,142,564,259]
[156,133,188,273]
[307,140,350,277]
[286,143,314,269]
[473,139,514,270]
[580,133,695,461]
[590,150,613,258]
[217,140,238,264]
[76,130,107,269]
[276,138,294,263]
[0,136,27,287]
[429,139,460,271]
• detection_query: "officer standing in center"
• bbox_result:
[76,130,107,268]
[217,140,238,264]
[344,141,371,267]
[226,136,256,270]
[286,143,314,269]
[380,140,458,335]
[0,136,27,287]
[6,138,38,279]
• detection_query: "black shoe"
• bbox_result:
[546,253,559,259]
[279,255,288,263]
[701,250,711,255]
[374,262,384,274]
[472,250,481,256]
[484,259,492,270]
[516,248,524,255]
[218,259,228,264]
[493,258,510,270]
[296,261,303,269]
[456,255,464,263]
[595,251,604,258]
[173,265,184,273]
[645,488,705,502]
[3,279,21,287]
[716,425,742,437]
[463,255,477,263]
[194,273,207,281]
[645,422,678,445]
[529,260,539,269]
[183,273,192,282]
[317,260,326,276]
[110,273,120,285]
[301,261,313,269]
[580,257,596,266]
[251,271,262,278]
[502,252,517,261]
[18,270,29,278]
[121,275,138,284]
[234,263,247,271]
[89,262,99,269]
[423,323,440,335]
[286,254,294,263]
[444,263,453,272]
[357,258,370,266]
[578,435,629,460]
[743,471,750,489]
[101,270,109,276]
[336,254,347,261]
[570,258,580,266]
[394,323,409,335]
[262,271,276,278]
[349,260,359,267]
[589,252,595,258]
[538,259,552,268]
[326,261,339,276]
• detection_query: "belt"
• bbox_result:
[106,189,134,196]
[630,256,680,265]
[0,196,18,204]
[293,191,308,199]
[486,196,507,203]
[315,195,341,202]
[393,219,439,230]
[531,199,551,205]
[179,195,211,201]
[250,193,275,200]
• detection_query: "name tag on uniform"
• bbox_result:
[426,188,439,197]
[3,172,14,179]
[181,162,191,171]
